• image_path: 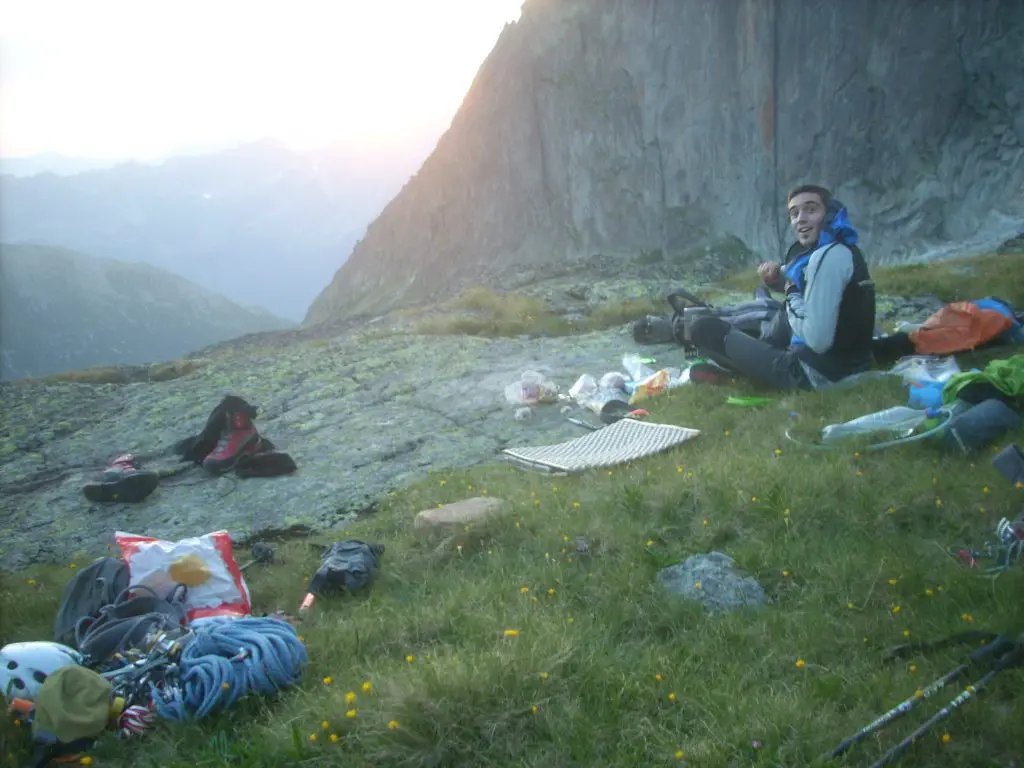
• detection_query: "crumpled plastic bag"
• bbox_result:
[889,355,961,385]
[568,373,630,415]
[505,370,559,405]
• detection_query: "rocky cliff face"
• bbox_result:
[306,0,1024,326]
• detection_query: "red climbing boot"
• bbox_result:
[202,409,262,474]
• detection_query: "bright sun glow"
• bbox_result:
[0,0,523,159]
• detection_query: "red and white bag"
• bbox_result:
[115,530,251,620]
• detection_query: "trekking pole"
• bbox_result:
[827,633,1011,759]
[869,639,1024,768]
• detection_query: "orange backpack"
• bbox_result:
[909,302,1014,355]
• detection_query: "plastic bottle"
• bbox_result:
[821,406,930,442]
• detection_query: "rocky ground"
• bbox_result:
[0,269,944,571]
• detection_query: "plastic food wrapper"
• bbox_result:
[115,530,252,620]
[622,354,656,382]
[627,368,689,404]
[505,370,559,405]
[628,369,671,404]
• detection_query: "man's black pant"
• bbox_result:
[689,316,812,391]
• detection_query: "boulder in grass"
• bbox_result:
[657,551,768,614]
[414,497,509,530]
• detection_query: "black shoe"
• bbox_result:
[83,453,160,503]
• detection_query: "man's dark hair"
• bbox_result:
[787,184,832,207]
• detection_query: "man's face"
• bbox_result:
[788,192,827,248]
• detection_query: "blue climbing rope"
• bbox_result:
[151,617,307,722]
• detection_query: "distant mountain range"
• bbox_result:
[0,152,122,177]
[0,244,294,381]
[0,138,427,320]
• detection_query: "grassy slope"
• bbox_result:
[718,251,1024,310]
[2,254,1023,768]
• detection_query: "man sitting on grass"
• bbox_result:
[689,185,877,390]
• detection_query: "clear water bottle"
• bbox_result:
[821,406,929,442]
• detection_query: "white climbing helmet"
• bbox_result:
[0,641,84,702]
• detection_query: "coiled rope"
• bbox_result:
[151,617,307,722]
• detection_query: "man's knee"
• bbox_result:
[689,316,731,353]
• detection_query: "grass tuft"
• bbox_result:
[33,359,207,385]
[413,287,662,338]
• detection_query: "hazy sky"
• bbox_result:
[0,0,523,160]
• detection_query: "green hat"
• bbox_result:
[32,666,113,744]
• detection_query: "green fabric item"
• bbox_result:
[725,396,773,407]
[32,665,112,744]
[942,354,1024,404]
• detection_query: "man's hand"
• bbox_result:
[757,261,782,285]
[784,279,799,294]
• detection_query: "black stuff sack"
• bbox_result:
[306,540,385,596]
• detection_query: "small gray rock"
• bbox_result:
[566,285,590,301]
[657,551,768,614]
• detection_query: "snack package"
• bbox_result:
[115,530,252,620]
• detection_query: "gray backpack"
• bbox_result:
[634,288,790,349]
[53,557,129,649]
[53,557,189,665]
